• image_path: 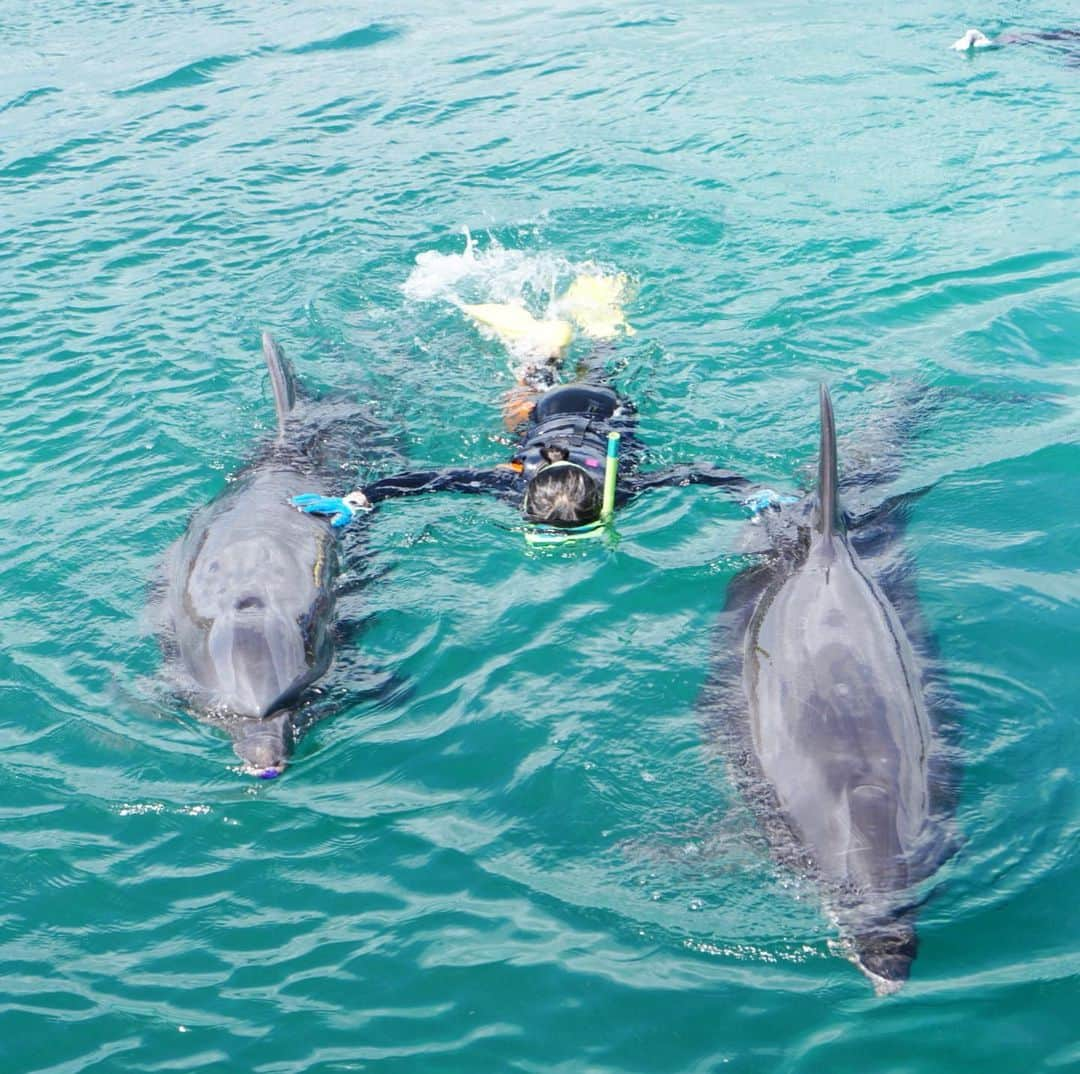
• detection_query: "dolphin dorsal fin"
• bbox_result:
[262,332,298,442]
[816,384,841,540]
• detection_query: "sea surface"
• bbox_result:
[2,2,1078,1071]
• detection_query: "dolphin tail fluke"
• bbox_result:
[816,384,841,540]
[262,331,299,441]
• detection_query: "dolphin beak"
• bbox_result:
[230,712,293,778]
[850,921,916,995]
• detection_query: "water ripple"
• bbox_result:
[1,2,1078,1071]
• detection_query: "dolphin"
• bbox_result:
[154,332,390,777]
[704,386,951,994]
[952,26,1080,55]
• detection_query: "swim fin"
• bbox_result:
[557,273,636,339]
[460,302,574,359]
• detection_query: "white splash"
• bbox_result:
[402,229,637,373]
[403,227,576,310]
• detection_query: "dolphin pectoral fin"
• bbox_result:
[847,483,936,535]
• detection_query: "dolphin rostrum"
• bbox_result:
[154,333,390,777]
[706,385,950,994]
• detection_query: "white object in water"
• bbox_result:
[951,28,994,51]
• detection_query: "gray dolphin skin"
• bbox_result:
[707,386,947,995]
[155,333,380,777]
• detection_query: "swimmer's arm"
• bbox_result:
[292,468,523,526]
[360,466,521,505]
[626,464,754,498]
[625,467,799,516]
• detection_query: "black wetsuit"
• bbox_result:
[358,382,749,510]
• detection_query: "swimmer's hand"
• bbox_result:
[291,491,371,530]
[743,489,798,515]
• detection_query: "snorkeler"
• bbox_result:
[293,372,751,542]
[291,273,756,543]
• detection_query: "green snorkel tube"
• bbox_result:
[525,431,620,547]
[600,429,619,522]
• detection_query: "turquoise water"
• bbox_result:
[3,1,1079,1069]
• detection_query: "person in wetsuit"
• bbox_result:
[292,357,751,533]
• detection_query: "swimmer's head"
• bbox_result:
[523,445,602,526]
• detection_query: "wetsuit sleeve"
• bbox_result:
[626,464,753,499]
[360,467,522,505]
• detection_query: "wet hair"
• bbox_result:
[523,445,601,526]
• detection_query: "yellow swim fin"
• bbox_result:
[460,302,573,358]
[558,273,636,339]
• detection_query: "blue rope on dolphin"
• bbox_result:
[291,491,371,530]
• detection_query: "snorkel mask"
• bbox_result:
[524,432,619,546]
